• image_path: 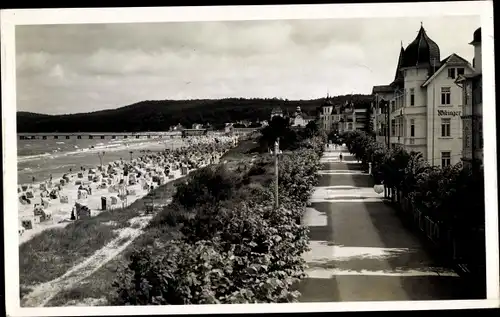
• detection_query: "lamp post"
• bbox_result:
[273,137,282,208]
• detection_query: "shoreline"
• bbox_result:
[18,135,239,246]
[17,138,182,187]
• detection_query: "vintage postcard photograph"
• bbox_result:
[1,2,498,316]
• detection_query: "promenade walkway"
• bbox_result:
[297,145,468,302]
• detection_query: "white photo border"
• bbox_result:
[1,1,498,316]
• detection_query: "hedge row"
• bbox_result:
[341,130,485,279]
[110,136,325,304]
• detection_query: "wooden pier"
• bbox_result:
[18,131,183,141]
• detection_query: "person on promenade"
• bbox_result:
[339,153,343,162]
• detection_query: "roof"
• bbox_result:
[372,85,394,94]
[470,27,481,45]
[421,53,473,87]
[455,73,482,84]
[400,25,441,70]
[394,45,405,82]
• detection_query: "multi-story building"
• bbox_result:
[455,27,483,170]
[318,97,337,132]
[270,107,284,120]
[290,106,315,127]
[372,24,475,168]
[319,97,370,133]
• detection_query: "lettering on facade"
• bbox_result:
[437,110,461,117]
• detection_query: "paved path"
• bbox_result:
[297,146,469,302]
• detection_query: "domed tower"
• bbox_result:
[400,24,441,109]
[470,27,481,73]
[401,24,441,74]
[390,44,406,89]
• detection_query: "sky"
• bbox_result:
[16,16,480,115]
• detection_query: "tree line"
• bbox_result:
[17,95,373,133]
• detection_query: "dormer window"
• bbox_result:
[457,68,465,76]
[448,68,456,79]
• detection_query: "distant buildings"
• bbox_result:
[372,24,475,168]
[455,27,483,169]
[169,123,185,131]
[290,106,314,127]
[269,106,314,128]
[270,107,284,120]
[318,96,369,133]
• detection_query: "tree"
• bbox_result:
[303,121,320,139]
[258,116,297,152]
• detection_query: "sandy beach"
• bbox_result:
[18,134,239,245]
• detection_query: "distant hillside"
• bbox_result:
[17,95,373,133]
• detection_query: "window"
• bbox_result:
[477,119,483,149]
[464,125,471,148]
[348,123,352,130]
[410,119,415,137]
[441,152,451,168]
[441,118,451,137]
[391,100,395,112]
[457,68,465,76]
[391,119,396,136]
[441,87,451,105]
[448,68,456,79]
[410,88,415,106]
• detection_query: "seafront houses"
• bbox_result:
[372,24,474,168]
[270,107,284,120]
[319,97,370,133]
[290,106,315,127]
[318,97,336,132]
[455,27,483,169]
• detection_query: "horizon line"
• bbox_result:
[17,93,372,116]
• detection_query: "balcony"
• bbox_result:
[390,106,427,117]
[404,137,426,146]
[389,136,426,146]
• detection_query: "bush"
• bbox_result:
[112,136,324,304]
[172,164,242,210]
[343,130,486,281]
[277,149,321,204]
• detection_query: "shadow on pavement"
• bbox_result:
[296,273,471,302]
[317,174,374,188]
[295,277,341,302]
[310,201,423,249]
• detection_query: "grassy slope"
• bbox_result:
[19,176,186,298]
[45,138,275,306]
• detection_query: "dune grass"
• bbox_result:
[19,176,186,289]
[45,138,275,306]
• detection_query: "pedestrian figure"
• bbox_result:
[339,153,343,162]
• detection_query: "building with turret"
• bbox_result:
[372,24,475,168]
[270,107,284,120]
[289,105,314,127]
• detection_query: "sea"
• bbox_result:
[17,136,182,185]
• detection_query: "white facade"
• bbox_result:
[388,55,473,167]
[319,103,335,131]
